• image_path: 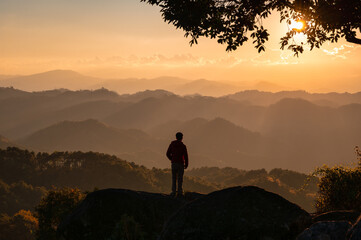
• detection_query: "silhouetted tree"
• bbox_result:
[0,179,46,215]
[314,165,361,213]
[142,0,361,55]
[0,210,38,240]
[35,187,85,240]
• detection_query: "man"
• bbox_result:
[166,132,189,197]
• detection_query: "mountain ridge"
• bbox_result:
[0,70,99,91]
[2,70,361,97]
[0,135,17,149]
[18,119,155,155]
[1,86,361,172]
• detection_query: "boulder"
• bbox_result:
[159,186,311,240]
[57,189,194,240]
[313,211,360,224]
[296,221,351,240]
[348,216,361,240]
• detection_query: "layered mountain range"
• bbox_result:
[0,70,281,96]
[3,70,361,98]
[1,82,360,172]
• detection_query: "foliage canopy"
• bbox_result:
[35,187,85,240]
[0,210,38,240]
[314,165,361,213]
[142,0,361,55]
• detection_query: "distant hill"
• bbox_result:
[0,88,192,139]
[0,135,17,149]
[151,117,261,152]
[18,117,271,169]
[104,95,264,131]
[172,79,239,96]
[149,102,361,172]
[150,118,277,168]
[0,70,99,91]
[105,95,188,130]
[0,87,31,100]
[253,81,287,92]
[1,87,361,172]
[6,100,128,140]
[227,90,361,106]
[19,119,157,154]
[259,98,361,169]
[94,76,244,96]
[97,77,285,96]
[119,89,175,102]
[92,76,189,94]
[0,75,18,81]
[0,88,123,139]
[3,70,361,101]
[0,70,292,96]
[17,118,169,167]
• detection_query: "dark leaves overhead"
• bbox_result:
[141,0,361,55]
[142,0,275,52]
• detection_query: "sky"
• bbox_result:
[0,0,360,92]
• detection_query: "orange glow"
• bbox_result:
[0,2,360,94]
[290,20,306,32]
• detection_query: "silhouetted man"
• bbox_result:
[166,132,188,197]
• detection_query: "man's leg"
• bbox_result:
[171,163,177,196]
[177,163,184,195]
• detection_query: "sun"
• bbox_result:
[287,19,308,43]
[289,20,306,32]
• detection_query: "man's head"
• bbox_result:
[176,132,183,141]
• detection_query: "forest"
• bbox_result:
[0,147,320,239]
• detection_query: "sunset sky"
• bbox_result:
[1,0,360,92]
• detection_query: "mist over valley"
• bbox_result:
[1,71,360,173]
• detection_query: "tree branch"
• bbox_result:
[346,36,361,45]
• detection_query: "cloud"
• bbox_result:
[322,44,355,59]
[75,54,247,69]
[0,50,302,77]
[251,48,300,66]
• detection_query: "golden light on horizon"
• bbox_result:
[0,1,360,93]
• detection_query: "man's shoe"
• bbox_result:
[170,192,176,198]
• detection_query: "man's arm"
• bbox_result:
[184,145,189,169]
[166,143,172,161]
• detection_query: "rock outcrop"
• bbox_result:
[349,216,361,240]
[313,211,361,224]
[296,221,351,240]
[159,186,311,240]
[297,211,361,240]
[57,189,192,240]
[62,187,361,240]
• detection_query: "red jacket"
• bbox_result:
[166,140,189,167]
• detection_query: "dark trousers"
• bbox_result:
[171,162,184,194]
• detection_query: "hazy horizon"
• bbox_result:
[1,0,360,93]
[1,69,361,95]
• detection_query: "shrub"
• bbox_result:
[314,165,361,213]
[35,187,85,240]
[0,210,38,240]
